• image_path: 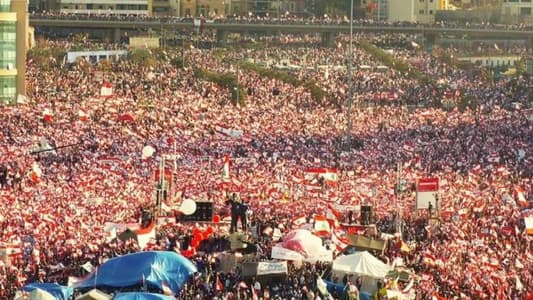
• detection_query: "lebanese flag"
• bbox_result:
[100,82,113,98]
[326,203,341,229]
[304,168,339,182]
[314,215,331,237]
[222,154,230,182]
[78,110,89,122]
[136,222,156,249]
[43,109,53,123]
[161,281,173,295]
[515,187,528,207]
[423,253,436,266]
[331,231,349,253]
[292,216,307,226]
[488,257,499,269]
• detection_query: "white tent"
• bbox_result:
[332,251,391,279]
[29,289,56,300]
[75,289,112,300]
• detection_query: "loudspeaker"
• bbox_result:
[361,205,373,225]
[182,202,214,222]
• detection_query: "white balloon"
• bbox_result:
[141,145,155,159]
[180,199,197,215]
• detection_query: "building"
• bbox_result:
[57,0,150,15]
[182,0,226,17]
[501,0,533,22]
[0,0,28,105]
[387,0,441,23]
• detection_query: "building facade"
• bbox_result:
[501,0,533,22]
[0,0,27,105]
[388,0,441,23]
[58,0,150,15]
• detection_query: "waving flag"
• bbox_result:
[100,82,113,98]
[305,168,339,183]
[314,215,331,237]
[222,154,230,182]
[136,222,156,249]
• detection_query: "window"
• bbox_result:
[520,7,532,15]
[419,9,425,14]
[429,10,433,14]
[0,21,16,69]
[0,0,10,12]
[0,75,16,104]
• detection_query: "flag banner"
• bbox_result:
[516,187,528,207]
[416,178,440,210]
[78,110,89,122]
[331,232,349,252]
[256,261,288,275]
[100,82,113,98]
[215,124,244,139]
[136,222,156,249]
[292,216,307,226]
[525,217,533,235]
[271,245,304,261]
[314,215,331,236]
[304,168,339,182]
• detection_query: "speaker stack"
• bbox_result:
[360,205,373,225]
[182,201,214,222]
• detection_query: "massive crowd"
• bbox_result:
[30,12,533,31]
[0,29,532,300]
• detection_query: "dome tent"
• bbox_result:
[332,251,391,278]
[23,283,74,300]
[74,251,197,295]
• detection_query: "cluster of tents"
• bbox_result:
[17,251,197,300]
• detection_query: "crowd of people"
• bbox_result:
[0,28,532,300]
[30,11,533,31]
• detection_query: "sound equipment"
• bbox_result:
[182,201,214,222]
[361,205,373,225]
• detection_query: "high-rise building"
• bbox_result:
[0,0,27,105]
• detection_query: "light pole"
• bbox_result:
[345,0,354,149]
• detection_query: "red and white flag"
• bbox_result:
[100,82,113,98]
[78,110,89,122]
[326,203,341,229]
[304,168,339,183]
[136,222,156,249]
[515,187,528,207]
[222,154,230,182]
[331,231,349,253]
[43,109,53,123]
[314,215,331,237]
[292,216,307,227]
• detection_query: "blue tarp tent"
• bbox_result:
[75,251,197,294]
[114,292,175,300]
[23,283,74,300]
